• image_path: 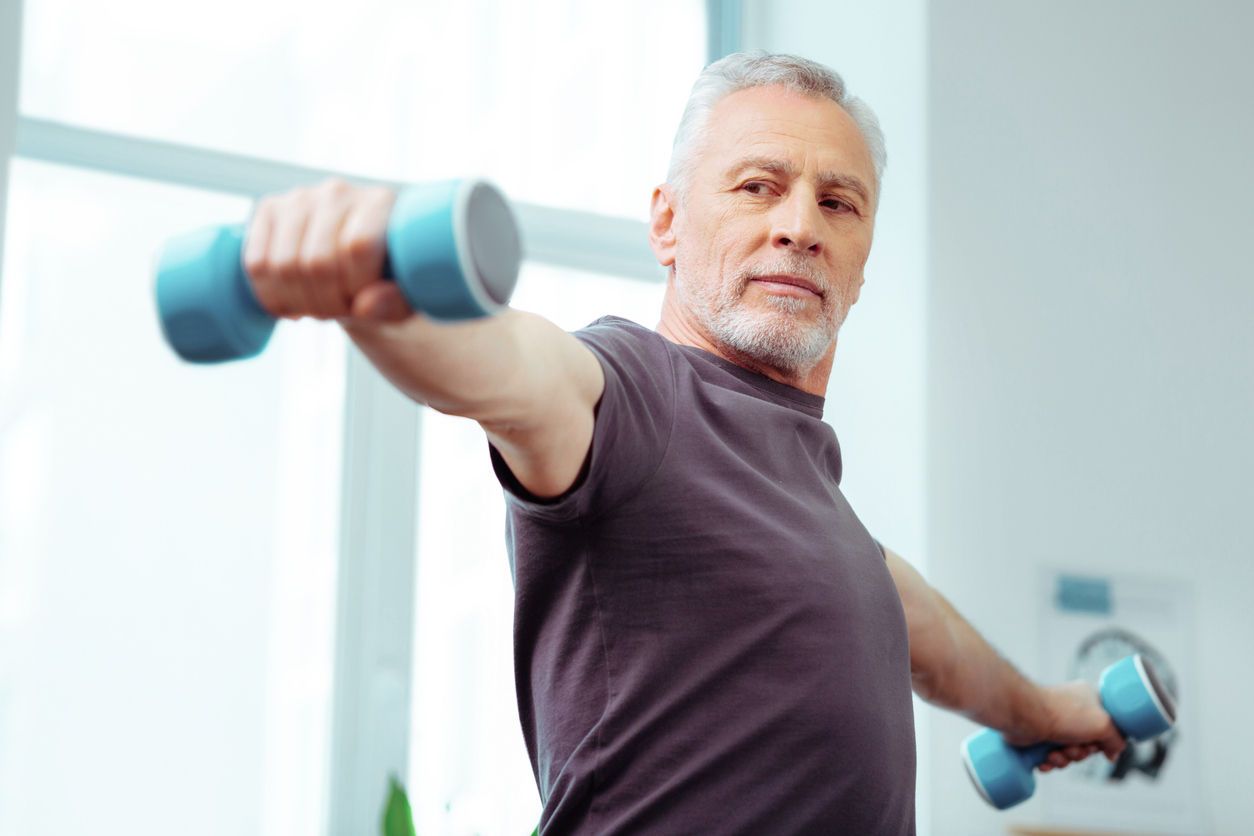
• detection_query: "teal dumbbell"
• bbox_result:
[962,653,1177,810]
[155,179,522,363]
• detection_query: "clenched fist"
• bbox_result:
[1005,680,1127,771]
[241,177,413,324]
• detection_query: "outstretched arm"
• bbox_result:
[882,544,1126,770]
[241,178,604,500]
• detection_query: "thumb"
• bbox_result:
[350,281,414,323]
[1099,725,1127,761]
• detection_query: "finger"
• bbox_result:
[338,186,395,302]
[1060,744,1098,768]
[1100,733,1126,761]
[1047,751,1069,769]
[300,182,354,319]
[242,201,272,279]
[242,199,284,317]
[269,192,316,320]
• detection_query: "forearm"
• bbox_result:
[340,308,574,428]
[342,307,602,498]
[920,593,1048,739]
[884,548,1047,739]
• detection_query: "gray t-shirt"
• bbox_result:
[488,316,916,835]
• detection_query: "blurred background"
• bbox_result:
[0,1,1248,834]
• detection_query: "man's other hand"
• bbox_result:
[1006,681,1127,772]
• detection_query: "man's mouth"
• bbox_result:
[750,274,824,298]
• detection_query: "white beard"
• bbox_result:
[674,259,853,376]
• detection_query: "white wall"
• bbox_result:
[928,1,1254,834]
[746,1,1253,834]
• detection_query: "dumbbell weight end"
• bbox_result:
[155,224,276,363]
[962,730,1053,810]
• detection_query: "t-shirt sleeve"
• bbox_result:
[486,316,676,524]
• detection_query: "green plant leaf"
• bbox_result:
[381,774,416,836]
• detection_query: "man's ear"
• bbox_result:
[649,184,678,269]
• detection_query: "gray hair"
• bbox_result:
[665,50,887,203]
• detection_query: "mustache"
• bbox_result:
[736,261,833,296]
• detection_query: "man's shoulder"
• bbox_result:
[574,315,665,345]
[571,315,676,410]
[573,315,675,368]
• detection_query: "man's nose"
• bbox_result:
[770,190,823,255]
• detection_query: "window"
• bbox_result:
[3,2,708,834]
[0,159,344,835]
[21,0,706,220]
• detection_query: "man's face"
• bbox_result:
[665,85,877,374]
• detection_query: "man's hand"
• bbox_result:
[1005,681,1126,772]
[242,177,410,323]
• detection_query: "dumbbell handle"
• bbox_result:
[1012,741,1056,771]
[155,179,521,363]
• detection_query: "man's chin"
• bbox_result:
[711,311,834,372]
[734,302,828,336]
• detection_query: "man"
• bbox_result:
[242,51,1124,835]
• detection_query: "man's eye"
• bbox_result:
[822,199,853,212]
[742,182,771,195]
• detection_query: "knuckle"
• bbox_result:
[279,189,314,215]
[255,289,288,318]
[298,252,335,279]
[319,176,353,199]
[276,188,304,207]
[243,251,270,277]
[348,255,382,287]
[345,232,378,259]
[273,257,304,283]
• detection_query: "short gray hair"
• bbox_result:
[666,50,887,202]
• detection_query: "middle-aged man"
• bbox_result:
[242,51,1126,835]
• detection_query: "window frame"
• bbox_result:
[0,2,738,831]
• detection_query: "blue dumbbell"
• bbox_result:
[962,653,1177,810]
[154,178,522,363]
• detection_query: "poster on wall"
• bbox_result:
[1038,569,1203,835]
